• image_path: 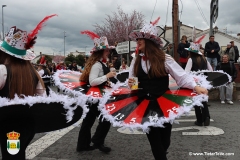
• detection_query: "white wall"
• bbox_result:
[196,33,240,52]
[163,25,202,42]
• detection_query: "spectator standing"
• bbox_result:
[68,61,79,71]
[166,43,173,57]
[119,60,129,72]
[230,41,239,63]
[204,35,220,70]
[224,43,235,62]
[177,35,190,69]
[216,54,237,104]
[113,56,121,70]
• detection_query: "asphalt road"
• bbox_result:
[1,89,239,160]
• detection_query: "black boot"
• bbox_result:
[93,144,111,153]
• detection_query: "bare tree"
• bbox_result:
[93,6,144,45]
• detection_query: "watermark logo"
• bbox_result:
[7,131,20,155]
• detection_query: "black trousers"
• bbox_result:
[194,102,210,124]
[77,102,111,149]
[0,114,35,160]
[44,82,50,96]
[146,123,172,160]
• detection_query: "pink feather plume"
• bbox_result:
[81,30,100,40]
[195,34,206,44]
[26,14,57,49]
[151,17,160,26]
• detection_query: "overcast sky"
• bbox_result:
[1,0,239,56]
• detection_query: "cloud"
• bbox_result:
[1,0,239,55]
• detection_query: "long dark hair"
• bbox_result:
[189,52,207,67]
[134,39,166,78]
[80,50,104,82]
[0,50,45,99]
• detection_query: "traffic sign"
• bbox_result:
[211,0,218,23]
[116,41,129,54]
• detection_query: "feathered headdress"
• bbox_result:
[0,14,57,61]
[80,30,115,52]
[194,35,206,44]
[25,14,58,49]
[80,30,100,40]
[185,34,206,55]
[129,17,163,47]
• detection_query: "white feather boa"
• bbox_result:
[52,70,228,132]
[0,90,89,122]
[52,70,101,104]
[189,70,232,88]
[96,80,209,133]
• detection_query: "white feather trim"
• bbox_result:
[189,70,232,88]
[0,89,88,123]
[52,70,100,104]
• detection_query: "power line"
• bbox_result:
[150,0,157,22]
[194,0,209,26]
[165,0,170,26]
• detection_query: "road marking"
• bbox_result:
[26,120,82,159]
[117,126,224,135]
[176,119,214,122]
[174,126,224,135]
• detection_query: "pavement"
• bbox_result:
[0,88,240,160]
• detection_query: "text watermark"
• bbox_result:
[189,152,234,156]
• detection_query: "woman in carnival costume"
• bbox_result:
[184,37,212,126]
[128,17,208,160]
[76,31,117,153]
[0,15,57,160]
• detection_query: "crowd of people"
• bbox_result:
[0,14,239,160]
[164,35,239,105]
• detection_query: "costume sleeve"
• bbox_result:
[0,65,7,90]
[129,57,136,78]
[185,58,192,73]
[89,62,108,86]
[38,70,44,77]
[207,61,213,71]
[165,55,196,90]
[35,81,47,96]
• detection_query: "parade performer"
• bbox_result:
[184,37,212,126]
[128,17,208,160]
[0,15,57,160]
[37,64,51,96]
[76,31,116,153]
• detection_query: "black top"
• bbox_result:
[177,42,190,58]
[216,62,238,82]
[136,63,169,98]
[204,41,220,58]
[98,61,117,85]
[218,62,232,76]
[191,57,208,72]
[68,65,78,71]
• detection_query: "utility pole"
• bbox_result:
[2,5,7,40]
[172,0,179,62]
[64,31,66,57]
